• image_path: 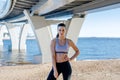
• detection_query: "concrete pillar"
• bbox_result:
[5,23,27,53]
[5,23,19,52]
[24,10,61,63]
[35,26,53,63]
[19,24,28,53]
[66,14,85,59]
[0,25,3,45]
[0,25,3,52]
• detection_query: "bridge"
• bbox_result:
[0,0,120,63]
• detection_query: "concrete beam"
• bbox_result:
[31,0,48,15]
[73,0,120,14]
[0,25,4,46]
[24,10,62,29]
[39,0,120,18]
[5,23,19,51]
[18,24,28,53]
[35,26,53,63]
[4,23,27,53]
[66,14,85,60]
[37,0,76,15]
[7,14,27,23]
[24,10,61,63]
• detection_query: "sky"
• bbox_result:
[51,7,120,38]
[79,7,120,37]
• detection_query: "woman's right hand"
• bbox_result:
[54,70,58,78]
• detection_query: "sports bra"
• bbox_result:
[55,38,69,54]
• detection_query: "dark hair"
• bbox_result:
[56,23,66,38]
[58,23,66,27]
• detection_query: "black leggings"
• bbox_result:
[47,61,72,80]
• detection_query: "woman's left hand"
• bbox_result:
[64,55,70,61]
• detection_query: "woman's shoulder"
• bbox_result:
[66,38,75,46]
[66,38,73,45]
[66,38,73,42]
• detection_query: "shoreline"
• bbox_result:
[0,59,120,80]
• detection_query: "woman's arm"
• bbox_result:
[68,39,80,61]
[50,39,58,78]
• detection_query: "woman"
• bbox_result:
[47,23,80,80]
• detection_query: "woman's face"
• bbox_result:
[57,26,66,37]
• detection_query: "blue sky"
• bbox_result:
[79,8,120,37]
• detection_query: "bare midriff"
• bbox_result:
[55,53,69,63]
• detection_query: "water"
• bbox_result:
[77,37,120,60]
[0,37,120,64]
[26,39,41,62]
[0,39,41,64]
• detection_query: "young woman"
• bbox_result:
[47,23,80,80]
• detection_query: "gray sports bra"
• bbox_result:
[55,38,69,54]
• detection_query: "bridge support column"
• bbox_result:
[18,24,28,53]
[0,25,4,52]
[66,14,85,60]
[24,10,61,63]
[5,23,19,52]
[0,25,3,45]
[5,23,27,53]
[35,26,53,63]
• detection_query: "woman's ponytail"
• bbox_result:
[56,33,59,38]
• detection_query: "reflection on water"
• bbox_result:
[0,39,41,66]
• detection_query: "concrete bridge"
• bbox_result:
[0,0,120,63]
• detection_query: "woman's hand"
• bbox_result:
[64,55,70,61]
[54,70,58,78]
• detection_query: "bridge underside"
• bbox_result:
[0,0,120,22]
[0,0,47,21]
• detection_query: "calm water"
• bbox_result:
[1,38,120,64]
[77,37,120,60]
